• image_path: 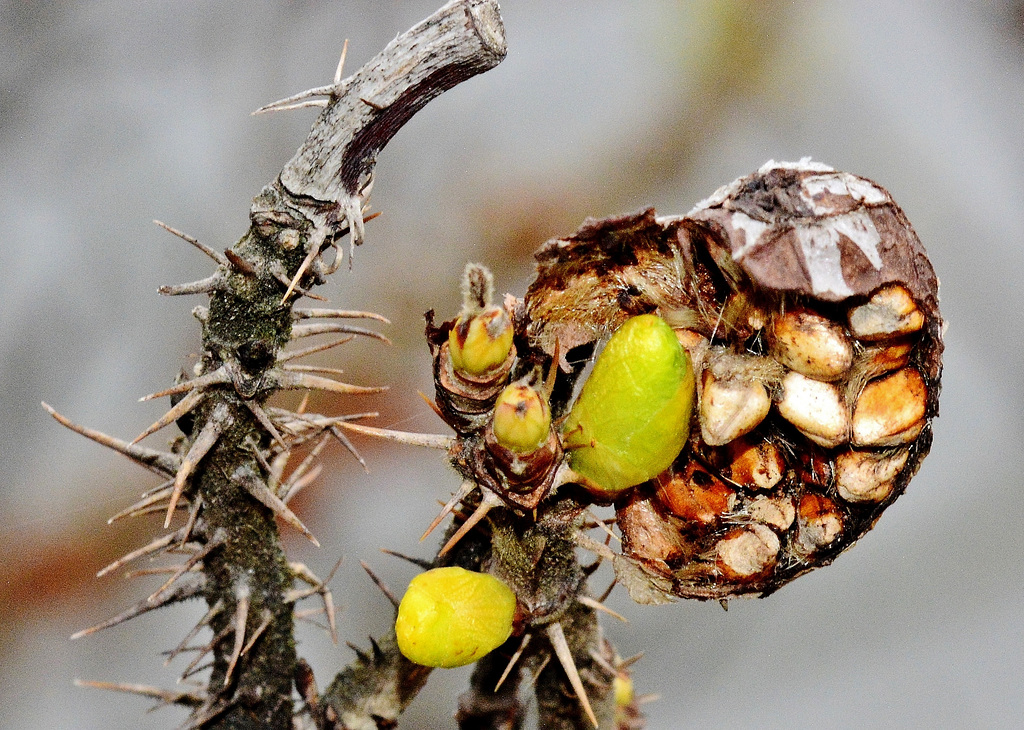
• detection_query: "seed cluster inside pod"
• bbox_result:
[522,160,942,601]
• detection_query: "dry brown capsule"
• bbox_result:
[521,160,940,603]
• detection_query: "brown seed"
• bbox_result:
[715,524,780,581]
[852,339,914,380]
[746,494,796,531]
[794,493,843,555]
[617,488,690,568]
[770,307,853,381]
[848,284,924,341]
[777,371,850,449]
[699,370,771,446]
[655,463,736,526]
[718,436,785,491]
[835,448,909,503]
[852,367,927,446]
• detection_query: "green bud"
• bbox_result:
[562,314,695,497]
[492,382,551,454]
[396,566,516,668]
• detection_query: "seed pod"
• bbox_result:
[519,162,941,602]
[769,307,853,381]
[562,314,695,498]
[776,371,850,448]
[396,566,516,669]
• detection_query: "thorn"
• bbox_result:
[252,83,340,115]
[334,39,349,85]
[148,532,225,605]
[528,653,551,688]
[153,220,229,267]
[577,595,629,624]
[224,587,250,687]
[379,548,432,571]
[543,339,561,401]
[255,98,330,114]
[139,367,229,402]
[495,633,532,692]
[241,609,272,657]
[71,582,203,640]
[719,598,729,612]
[180,494,202,545]
[420,480,475,542]
[108,484,172,524]
[369,636,384,659]
[583,509,620,544]
[74,679,204,707]
[280,435,330,504]
[166,407,226,528]
[236,468,320,547]
[272,370,387,396]
[277,336,357,365]
[158,273,222,296]
[242,399,287,449]
[42,402,180,477]
[97,529,183,578]
[291,322,391,344]
[360,561,399,609]
[166,600,223,665]
[131,388,206,444]
[546,622,599,729]
[293,307,389,324]
[337,421,453,450]
[282,238,323,304]
[438,488,502,557]
[321,425,364,473]
[416,390,448,422]
[223,249,258,276]
[596,577,616,604]
[347,642,370,663]
[282,363,347,376]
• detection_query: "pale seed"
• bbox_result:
[848,284,924,341]
[777,371,850,449]
[770,307,853,381]
[699,370,771,446]
[794,493,843,555]
[835,448,909,503]
[746,494,796,531]
[852,367,927,447]
[715,524,780,581]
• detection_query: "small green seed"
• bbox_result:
[562,314,695,497]
[396,566,516,668]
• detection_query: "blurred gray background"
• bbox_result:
[2,1,1022,728]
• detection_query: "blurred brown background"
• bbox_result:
[2,1,1022,728]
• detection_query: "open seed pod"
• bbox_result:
[524,159,942,601]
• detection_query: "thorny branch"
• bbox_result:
[54,2,507,729]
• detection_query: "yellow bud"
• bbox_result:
[396,567,516,669]
[492,382,551,454]
[613,674,634,708]
[448,307,514,376]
